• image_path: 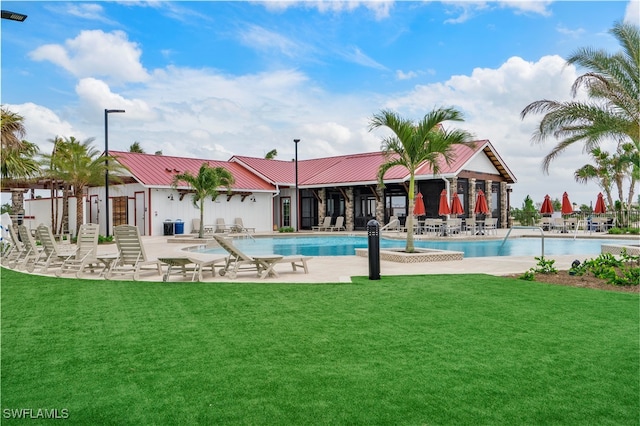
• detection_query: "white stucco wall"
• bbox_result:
[25,185,276,237]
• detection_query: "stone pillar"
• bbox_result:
[375,185,385,224]
[500,181,508,228]
[486,180,493,217]
[345,187,354,232]
[470,178,476,219]
[318,188,326,223]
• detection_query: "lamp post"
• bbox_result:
[104,109,125,237]
[1,10,28,21]
[294,139,300,232]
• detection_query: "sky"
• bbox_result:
[1,0,638,209]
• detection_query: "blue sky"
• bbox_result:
[1,1,638,207]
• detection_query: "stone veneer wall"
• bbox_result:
[318,188,326,224]
[345,187,354,232]
[500,181,507,228]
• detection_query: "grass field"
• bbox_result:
[1,267,638,424]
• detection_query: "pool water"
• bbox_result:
[193,236,633,258]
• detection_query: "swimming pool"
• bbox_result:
[193,236,634,258]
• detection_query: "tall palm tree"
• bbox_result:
[1,106,27,151]
[129,142,145,153]
[171,163,235,238]
[369,108,474,253]
[0,107,40,180]
[43,138,124,235]
[521,21,639,172]
[574,147,615,209]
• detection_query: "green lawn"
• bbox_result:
[1,267,638,425]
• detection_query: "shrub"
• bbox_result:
[571,250,639,287]
[278,226,294,233]
[98,235,114,244]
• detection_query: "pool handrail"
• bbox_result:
[501,226,545,258]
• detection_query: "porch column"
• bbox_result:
[470,178,476,219]
[318,188,326,222]
[345,187,354,232]
[500,181,508,228]
[10,189,26,223]
[486,180,493,217]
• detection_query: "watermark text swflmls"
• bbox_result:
[3,408,69,419]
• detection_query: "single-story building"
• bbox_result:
[23,139,516,236]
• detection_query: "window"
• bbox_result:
[281,197,291,227]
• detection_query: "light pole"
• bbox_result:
[104,109,125,237]
[294,139,300,232]
[1,10,28,21]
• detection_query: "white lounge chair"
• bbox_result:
[214,218,232,233]
[380,216,401,232]
[157,255,228,282]
[13,225,42,270]
[233,217,255,233]
[329,216,345,231]
[484,218,498,235]
[213,234,311,279]
[2,223,25,268]
[105,225,162,280]
[312,216,332,231]
[56,223,102,278]
[191,218,201,234]
[30,224,77,273]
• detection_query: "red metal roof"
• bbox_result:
[232,140,516,186]
[112,139,515,191]
[111,151,275,191]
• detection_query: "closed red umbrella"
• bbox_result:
[594,192,606,214]
[561,192,573,215]
[450,192,464,216]
[474,190,489,215]
[438,189,451,216]
[540,194,553,214]
[413,192,426,216]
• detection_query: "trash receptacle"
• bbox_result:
[174,219,184,235]
[367,219,380,280]
[163,220,175,236]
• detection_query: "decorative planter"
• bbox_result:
[355,248,463,263]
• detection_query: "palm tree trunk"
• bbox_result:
[61,184,70,234]
[75,190,83,237]
[406,176,415,253]
[199,202,205,239]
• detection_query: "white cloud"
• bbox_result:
[340,46,388,70]
[65,3,115,24]
[498,1,553,16]
[238,25,304,58]
[29,30,150,85]
[6,103,88,152]
[382,55,614,206]
[556,25,586,38]
[259,1,394,20]
[396,70,418,80]
[75,78,155,121]
[442,1,552,24]
[625,0,639,25]
[14,49,616,207]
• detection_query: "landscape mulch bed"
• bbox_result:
[504,270,639,293]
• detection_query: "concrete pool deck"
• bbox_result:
[80,228,638,284]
